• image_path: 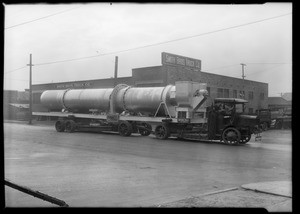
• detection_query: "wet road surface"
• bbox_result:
[4,121,292,207]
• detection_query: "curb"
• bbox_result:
[241,181,292,198]
[195,187,239,197]
[241,186,292,198]
[157,187,239,207]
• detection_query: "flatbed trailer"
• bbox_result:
[35,81,261,145]
[33,110,208,139]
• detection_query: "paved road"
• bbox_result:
[4,121,292,207]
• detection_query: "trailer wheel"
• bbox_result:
[55,120,65,132]
[155,124,170,140]
[65,120,76,133]
[139,123,152,136]
[118,121,133,136]
[260,122,268,131]
[222,127,241,145]
[240,134,251,144]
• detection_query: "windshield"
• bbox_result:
[235,103,244,113]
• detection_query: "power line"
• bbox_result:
[244,62,292,65]
[34,12,292,67]
[232,64,289,78]
[4,77,47,83]
[4,66,27,74]
[246,64,289,76]
[202,64,240,72]
[5,6,83,30]
[4,78,28,82]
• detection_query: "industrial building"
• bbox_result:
[31,52,268,113]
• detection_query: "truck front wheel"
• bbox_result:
[222,127,241,145]
[240,134,251,144]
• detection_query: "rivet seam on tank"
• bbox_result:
[122,86,131,111]
[110,84,128,113]
[61,88,71,111]
[160,85,172,103]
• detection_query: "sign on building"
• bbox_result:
[161,52,201,70]
[56,82,92,89]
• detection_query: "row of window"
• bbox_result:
[207,87,265,100]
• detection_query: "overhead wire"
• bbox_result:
[4,12,292,79]
[34,12,292,66]
[231,63,290,79]
[5,5,83,30]
[4,66,27,74]
[201,64,240,72]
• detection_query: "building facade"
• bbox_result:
[31,52,268,113]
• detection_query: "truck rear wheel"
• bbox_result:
[155,124,170,140]
[222,127,241,145]
[139,123,152,136]
[65,120,76,133]
[55,120,65,132]
[261,122,268,131]
[118,121,133,136]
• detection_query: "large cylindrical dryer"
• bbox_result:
[40,88,113,112]
[63,88,113,111]
[114,85,176,113]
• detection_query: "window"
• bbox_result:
[217,88,223,98]
[248,108,253,114]
[248,91,254,100]
[224,89,229,98]
[33,93,42,104]
[239,91,245,99]
[207,87,210,96]
[233,90,238,98]
[260,92,265,100]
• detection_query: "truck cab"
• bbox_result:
[208,98,261,144]
[256,108,271,131]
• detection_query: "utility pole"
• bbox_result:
[114,56,118,87]
[240,63,246,80]
[27,54,33,124]
[240,63,246,99]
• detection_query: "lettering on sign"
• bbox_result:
[56,82,92,89]
[176,57,185,66]
[161,52,201,70]
[165,54,176,64]
[186,58,194,67]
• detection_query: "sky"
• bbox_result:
[4,2,292,97]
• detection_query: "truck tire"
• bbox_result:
[155,123,170,140]
[55,120,65,132]
[139,123,152,136]
[118,121,133,136]
[222,127,241,145]
[261,122,268,131]
[65,120,76,133]
[240,134,251,144]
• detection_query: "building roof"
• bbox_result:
[214,98,248,104]
[282,92,292,101]
[17,91,29,101]
[9,103,29,109]
[268,97,291,106]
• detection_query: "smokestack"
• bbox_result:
[114,56,118,86]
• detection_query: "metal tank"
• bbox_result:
[40,88,113,112]
[40,84,176,114]
[40,82,207,116]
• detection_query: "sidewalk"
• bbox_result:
[157,181,292,212]
[4,119,55,127]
